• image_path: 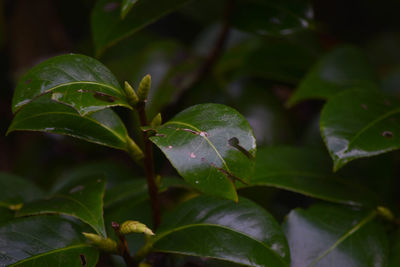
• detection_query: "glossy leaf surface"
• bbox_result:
[12,54,129,116]
[232,0,313,36]
[244,147,378,206]
[91,0,191,55]
[0,172,43,207]
[17,179,106,237]
[320,89,400,171]
[121,0,138,19]
[0,215,99,266]
[8,96,129,150]
[287,45,378,107]
[283,204,388,267]
[153,196,290,266]
[150,103,256,201]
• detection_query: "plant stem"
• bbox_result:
[112,222,137,267]
[137,101,161,229]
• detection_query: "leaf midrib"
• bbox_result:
[153,223,287,266]
[8,244,92,266]
[308,210,377,267]
[163,121,230,172]
[9,111,127,147]
[345,107,400,152]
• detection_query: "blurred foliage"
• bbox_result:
[2,0,400,266]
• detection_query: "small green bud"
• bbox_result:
[120,220,155,236]
[150,113,162,128]
[137,74,151,102]
[124,81,139,107]
[82,232,118,253]
[377,206,395,221]
[127,137,144,162]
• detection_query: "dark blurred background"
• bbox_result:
[1,0,400,198]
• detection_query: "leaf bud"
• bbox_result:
[377,206,395,221]
[137,74,151,102]
[127,137,144,162]
[82,232,118,253]
[124,81,139,107]
[150,113,162,128]
[120,220,155,236]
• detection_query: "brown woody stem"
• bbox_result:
[137,101,161,229]
[111,222,137,267]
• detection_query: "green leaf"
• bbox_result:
[152,196,290,266]
[104,179,152,254]
[320,89,400,171]
[91,0,191,55]
[121,0,138,19]
[283,204,388,267]
[0,172,44,208]
[217,38,317,84]
[8,96,129,150]
[17,179,106,237]
[150,103,256,201]
[12,54,130,116]
[0,215,99,266]
[287,45,379,107]
[51,161,135,193]
[243,147,378,206]
[231,0,313,36]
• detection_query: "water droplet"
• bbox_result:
[195,180,199,184]
[190,152,196,158]
[168,145,173,149]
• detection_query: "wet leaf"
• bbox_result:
[121,0,138,19]
[91,0,191,55]
[287,45,379,107]
[0,215,99,266]
[320,89,400,171]
[150,103,256,201]
[12,54,129,116]
[0,172,44,208]
[17,179,106,237]
[152,195,290,266]
[8,96,129,150]
[283,204,388,267]
[231,0,313,37]
[243,147,379,206]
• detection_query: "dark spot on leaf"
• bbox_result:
[210,163,248,185]
[25,78,32,84]
[80,254,87,266]
[361,104,368,110]
[93,92,116,103]
[103,2,120,12]
[228,137,253,159]
[382,131,394,138]
[385,99,391,106]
